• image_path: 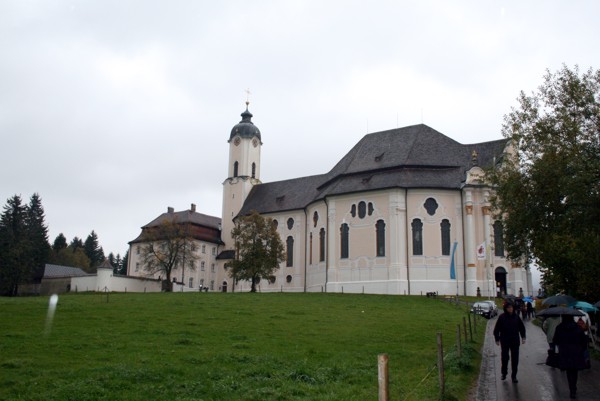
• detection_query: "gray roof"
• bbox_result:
[143,210,221,230]
[43,264,89,278]
[239,124,507,215]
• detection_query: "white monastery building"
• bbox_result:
[127,103,533,297]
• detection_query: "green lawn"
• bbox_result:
[0,293,485,401]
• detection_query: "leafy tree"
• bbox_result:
[139,217,198,292]
[49,246,91,271]
[52,233,68,252]
[84,231,105,268]
[0,195,30,296]
[229,210,285,293]
[489,65,600,299]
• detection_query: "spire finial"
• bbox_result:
[245,88,251,109]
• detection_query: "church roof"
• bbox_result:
[239,124,508,215]
[229,104,261,141]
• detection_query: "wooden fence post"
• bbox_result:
[378,354,389,401]
[456,324,462,358]
[437,332,445,399]
[463,317,468,343]
[468,314,473,342]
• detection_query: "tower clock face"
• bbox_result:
[252,138,258,147]
[234,137,241,146]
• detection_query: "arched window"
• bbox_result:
[251,162,256,178]
[368,202,374,216]
[412,219,423,255]
[319,228,325,262]
[287,218,294,230]
[494,221,504,257]
[441,219,451,255]
[376,219,385,257]
[424,198,438,216]
[358,201,367,219]
[313,211,319,227]
[272,219,278,230]
[340,223,349,259]
[233,161,239,177]
[350,204,356,217]
[286,236,294,267]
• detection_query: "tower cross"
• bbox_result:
[245,88,251,105]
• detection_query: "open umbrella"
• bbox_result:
[537,306,584,317]
[522,296,534,303]
[542,294,577,306]
[573,301,599,313]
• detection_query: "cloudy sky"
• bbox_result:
[1,0,599,276]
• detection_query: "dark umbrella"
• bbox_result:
[537,306,585,317]
[542,294,577,306]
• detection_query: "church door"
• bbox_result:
[495,267,507,297]
[221,281,228,293]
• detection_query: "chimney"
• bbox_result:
[167,207,174,213]
[191,203,196,213]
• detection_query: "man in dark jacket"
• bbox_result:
[553,315,588,399]
[493,302,526,383]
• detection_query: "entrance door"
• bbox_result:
[495,267,507,297]
[222,281,228,293]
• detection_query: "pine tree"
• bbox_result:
[25,193,50,284]
[0,195,31,296]
[52,233,68,252]
[121,249,129,275]
[70,237,84,250]
[84,231,105,268]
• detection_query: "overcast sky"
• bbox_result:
[1,0,599,285]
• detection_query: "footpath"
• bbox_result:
[475,316,600,400]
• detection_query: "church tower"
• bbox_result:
[221,102,262,249]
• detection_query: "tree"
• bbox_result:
[52,233,68,252]
[49,246,91,271]
[0,195,30,296]
[121,249,129,275]
[70,237,83,250]
[25,193,50,283]
[139,217,198,292]
[228,210,285,292]
[84,231,105,268]
[489,65,600,299]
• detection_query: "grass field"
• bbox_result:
[0,292,486,401]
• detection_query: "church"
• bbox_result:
[127,103,533,297]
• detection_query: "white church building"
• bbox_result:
[127,103,533,297]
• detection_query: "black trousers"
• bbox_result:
[566,369,578,394]
[500,341,520,377]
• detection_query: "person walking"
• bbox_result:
[493,302,526,383]
[542,311,561,367]
[553,314,588,399]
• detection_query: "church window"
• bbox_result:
[424,198,438,216]
[272,219,278,230]
[319,228,326,262]
[412,219,423,255]
[309,233,313,264]
[286,236,294,267]
[201,261,205,271]
[287,218,294,230]
[136,246,140,255]
[210,280,214,290]
[202,244,206,253]
[269,276,276,284]
[233,161,239,177]
[376,220,386,257]
[212,247,216,255]
[313,211,318,227]
[252,162,256,178]
[340,223,349,259]
[494,221,504,257]
[211,263,215,272]
[441,219,451,255]
[189,277,193,288]
[350,204,356,217]
[358,201,367,219]
[135,262,139,272]
[286,275,292,283]
[368,202,374,216]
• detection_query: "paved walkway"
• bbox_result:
[476,316,600,400]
